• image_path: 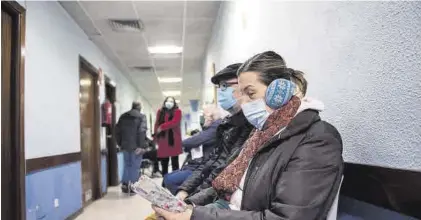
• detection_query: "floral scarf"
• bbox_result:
[212,96,301,195]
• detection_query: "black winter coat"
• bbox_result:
[191,110,344,220]
[115,109,147,151]
[178,111,253,194]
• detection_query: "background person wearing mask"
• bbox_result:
[153,51,343,220]
[154,96,183,176]
[115,101,147,194]
[175,63,253,201]
[163,105,222,195]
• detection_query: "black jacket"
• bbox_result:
[178,111,253,194]
[191,110,344,220]
[115,109,147,151]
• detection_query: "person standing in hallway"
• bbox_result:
[116,101,147,194]
[154,96,183,176]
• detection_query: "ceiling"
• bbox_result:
[60,1,221,111]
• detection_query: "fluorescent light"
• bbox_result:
[163,90,181,96]
[148,45,183,54]
[158,77,182,83]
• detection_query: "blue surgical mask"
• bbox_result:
[217,87,237,111]
[241,99,270,130]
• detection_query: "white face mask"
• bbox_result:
[165,101,175,109]
[241,99,270,130]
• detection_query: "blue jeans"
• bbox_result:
[122,151,142,184]
[163,170,193,195]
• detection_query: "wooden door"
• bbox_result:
[79,67,100,204]
[1,2,26,220]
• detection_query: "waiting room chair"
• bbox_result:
[327,176,344,220]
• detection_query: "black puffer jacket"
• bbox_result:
[178,111,253,194]
[115,109,147,151]
[191,110,344,220]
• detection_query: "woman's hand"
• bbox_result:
[152,206,192,220]
[176,191,189,200]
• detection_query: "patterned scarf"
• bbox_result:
[212,96,301,195]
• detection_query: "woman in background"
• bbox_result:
[154,97,183,176]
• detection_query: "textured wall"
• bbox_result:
[203,1,421,170]
[23,1,153,158]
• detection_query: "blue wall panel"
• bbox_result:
[26,162,82,220]
[101,156,107,193]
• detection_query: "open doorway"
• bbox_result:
[79,57,101,206]
[104,78,118,186]
[1,1,26,219]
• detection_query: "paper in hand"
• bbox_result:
[131,175,187,212]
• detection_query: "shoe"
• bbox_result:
[121,183,129,193]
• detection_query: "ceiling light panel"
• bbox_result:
[148,46,183,54]
[163,90,181,97]
[158,77,182,83]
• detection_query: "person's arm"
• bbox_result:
[136,114,147,149]
[191,132,343,220]
[185,187,218,206]
[153,109,160,141]
[115,117,122,147]
[182,125,217,152]
[158,109,182,131]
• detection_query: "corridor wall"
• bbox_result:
[203,1,421,170]
[20,1,153,219]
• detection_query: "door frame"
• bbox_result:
[104,77,119,186]
[78,56,102,203]
[1,1,26,220]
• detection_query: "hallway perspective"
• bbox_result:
[1,1,420,220]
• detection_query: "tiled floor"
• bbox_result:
[75,184,158,220]
[76,154,187,219]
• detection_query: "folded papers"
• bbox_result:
[132,175,188,212]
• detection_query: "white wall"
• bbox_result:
[203,1,421,170]
[23,1,153,159]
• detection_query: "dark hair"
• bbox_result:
[238,51,307,96]
[132,101,141,110]
[157,96,178,126]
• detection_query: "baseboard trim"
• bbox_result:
[66,208,83,220]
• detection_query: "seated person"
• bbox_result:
[153,51,344,220]
[183,60,309,203]
[163,105,223,195]
[174,63,253,200]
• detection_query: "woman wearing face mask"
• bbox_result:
[154,96,183,176]
[153,51,343,220]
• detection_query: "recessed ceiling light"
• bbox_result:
[158,77,182,83]
[163,90,181,96]
[148,46,183,54]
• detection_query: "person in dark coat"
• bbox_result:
[153,51,343,220]
[163,106,223,195]
[174,63,254,201]
[115,101,147,193]
[154,96,183,176]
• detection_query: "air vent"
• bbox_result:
[109,19,144,33]
[132,66,154,72]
